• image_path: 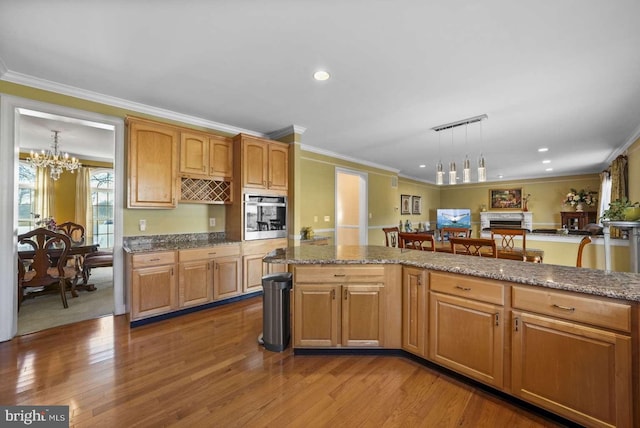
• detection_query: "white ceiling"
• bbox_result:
[2,1,640,183]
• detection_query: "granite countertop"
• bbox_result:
[264,245,640,302]
[123,232,240,253]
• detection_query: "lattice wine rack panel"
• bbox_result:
[180,178,232,203]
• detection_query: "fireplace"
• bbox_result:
[480,212,533,231]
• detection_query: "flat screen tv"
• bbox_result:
[436,208,471,230]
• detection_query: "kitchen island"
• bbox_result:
[264,245,640,428]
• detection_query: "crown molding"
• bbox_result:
[0,57,8,78]
[300,143,400,174]
[608,121,640,163]
[0,70,267,138]
[267,125,307,140]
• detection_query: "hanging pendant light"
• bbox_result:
[462,123,471,183]
[477,120,487,182]
[448,127,456,185]
[436,131,444,185]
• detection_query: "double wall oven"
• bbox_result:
[244,194,287,240]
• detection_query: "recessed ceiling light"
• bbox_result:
[545,167,553,172]
[313,70,330,81]
[497,174,504,179]
[419,164,426,168]
[542,160,551,164]
[538,148,549,152]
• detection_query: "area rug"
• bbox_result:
[17,267,114,335]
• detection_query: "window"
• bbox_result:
[18,162,36,234]
[91,169,114,249]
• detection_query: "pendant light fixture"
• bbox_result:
[436,131,444,185]
[431,114,488,185]
[463,123,471,183]
[27,130,81,180]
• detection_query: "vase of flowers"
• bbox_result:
[564,189,597,212]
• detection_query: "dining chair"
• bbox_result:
[17,227,77,310]
[450,237,497,257]
[440,227,471,241]
[576,236,592,267]
[56,221,86,281]
[81,250,113,287]
[398,232,436,251]
[490,228,527,252]
[382,227,400,248]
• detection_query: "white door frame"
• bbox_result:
[335,167,368,245]
[0,94,125,342]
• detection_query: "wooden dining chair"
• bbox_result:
[399,232,435,251]
[382,227,400,248]
[450,237,497,257]
[490,228,527,252]
[440,227,471,242]
[17,227,77,310]
[56,221,86,282]
[576,236,592,267]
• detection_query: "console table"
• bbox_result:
[560,211,596,230]
[602,220,640,273]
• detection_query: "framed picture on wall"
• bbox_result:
[412,196,422,215]
[401,194,411,215]
[489,188,523,210]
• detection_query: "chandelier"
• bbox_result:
[27,130,81,180]
[432,114,487,185]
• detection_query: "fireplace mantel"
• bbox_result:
[480,211,533,231]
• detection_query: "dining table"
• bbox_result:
[400,231,544,262]
[18,242,100,294]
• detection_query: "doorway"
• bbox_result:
[335,168,368,245]
[0,95,125,341]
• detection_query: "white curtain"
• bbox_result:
[34,167,54,221]
[597,171,611,225]
[75,167,93,244]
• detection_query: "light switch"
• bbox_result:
[324,216,330,222]
[209,218,216,227]
[314,216,318,223]
[139,219,146,231]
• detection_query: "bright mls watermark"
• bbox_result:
[0,406,68,427]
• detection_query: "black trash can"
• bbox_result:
[260,272,293,352]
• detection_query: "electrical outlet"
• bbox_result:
[314,216,318,223]
[324,215,330,222]
[209,218,216,227]
[139,219,146,231]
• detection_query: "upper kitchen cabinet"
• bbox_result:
[234,134,288,194]
[180,132,233,180]
[127,117,179,208]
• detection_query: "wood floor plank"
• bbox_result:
[0,296,570,427]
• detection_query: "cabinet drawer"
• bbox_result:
[131,251,176,268]
[512,286,631,332]
[430,272,504,305]
[179,244,240,262]
[294,265,385,283]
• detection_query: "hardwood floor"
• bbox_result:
[0,297,572,427]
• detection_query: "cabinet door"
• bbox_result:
[294,284,340,347]
[429,292,504,388]
[268,143,288,191]
[213,256,241,300]
[342,284,384,347]
[128,119,178,208]
[402,267,427,356]
[243,254,266,293]
[179,260,212,307]
[209,136,233,179]
[243,139,268,189]
[131,264,177,320]
[179,132,209,177]
[512,311,632,428]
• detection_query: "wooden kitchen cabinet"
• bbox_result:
[127,117,179,208]
[235,134,288,193]
[511,286,633,428]
[242,238,288,293]
[428,272,505,388]
[178,259,212,307]
[213,256,242,300]
[402,267,428,356]
[293,265,385,348]
[179,244,241,303]
[180,131,233,180]
[129,251,178,320]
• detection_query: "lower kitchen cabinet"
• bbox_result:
[178,260,212,307]
[293,265,385,348]
[129,251,178,320]
[402,267,428,356]
[511,286,633,428]
[213,256,241,300]
[428,272,505,389]
[242,238,288,293]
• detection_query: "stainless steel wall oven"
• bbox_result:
[244,194,287,240]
